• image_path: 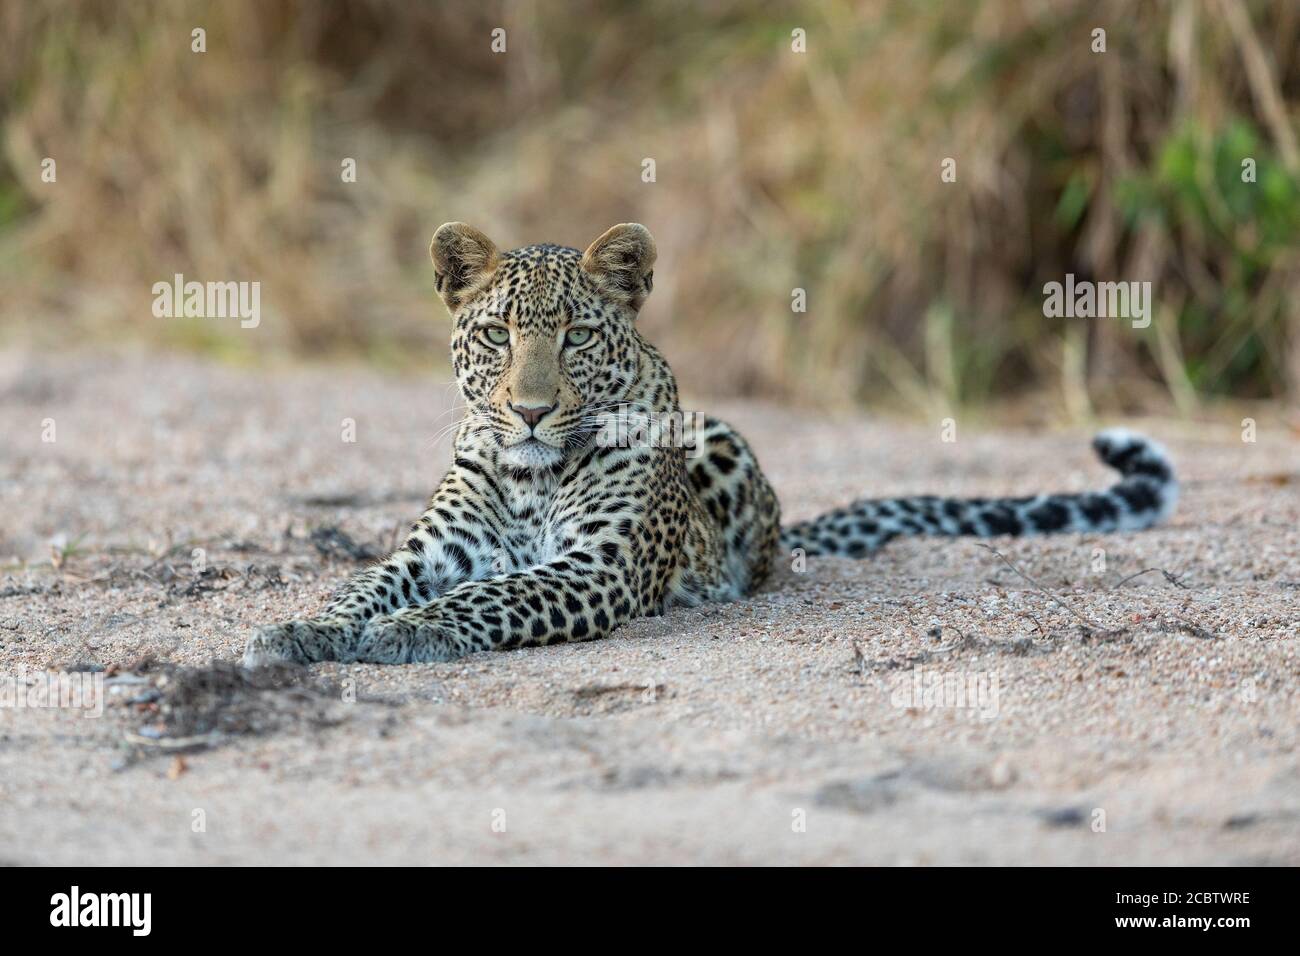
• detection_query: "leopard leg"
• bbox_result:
[684,416,781,596]
[354,544,637,664]
[243,479,506,666]
[243,553,435,666]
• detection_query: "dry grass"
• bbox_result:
[2,0,1299,417]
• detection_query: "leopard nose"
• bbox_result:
[510,402,556,429]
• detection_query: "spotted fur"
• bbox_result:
[243,224,1177,666]
[780,428,1177,557]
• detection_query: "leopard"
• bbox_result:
[242,222,1178,666]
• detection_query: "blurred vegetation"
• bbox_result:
[2,0,1299,419]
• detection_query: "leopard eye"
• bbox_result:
[564,327,595,348]
[482,326,510,346]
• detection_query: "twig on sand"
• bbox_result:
[1020,610,1048,638]
[1163,609,1218,641]
[1109,567,1217,638]
[977,545,1218,641]
[1112,567,1192,590]
[974,543,1118,635]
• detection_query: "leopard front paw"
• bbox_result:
[354,610,465,664]
[242,619,355,667]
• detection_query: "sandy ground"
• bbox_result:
[1,348,1298,866]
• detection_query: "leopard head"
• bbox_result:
[431,222,658,470]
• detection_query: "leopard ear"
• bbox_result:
[581,223,657,312]
[430,222,500,310]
